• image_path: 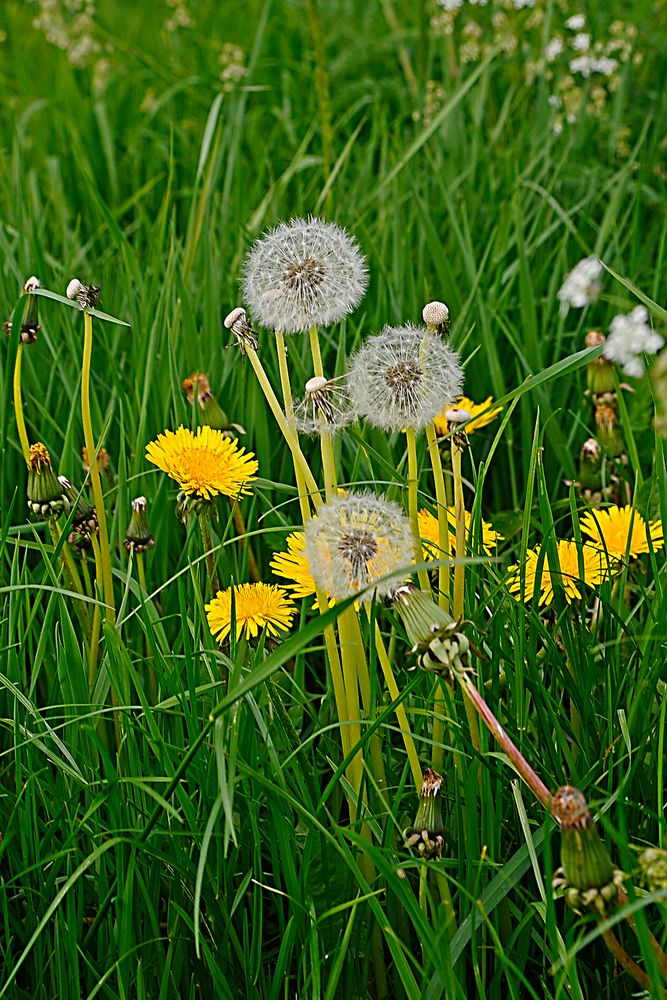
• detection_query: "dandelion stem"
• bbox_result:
[406,428,431,593]
[345,609,387,792]
[88,533,104,690]
[48,520,91,639]
[81,312,115,624]
[338,607,367,819]
[309,325,338,499]
[599,926,662,995]
[245,345,321,508]
[425,423,451,610]
[136,552,158,704]
[451,440,466,620]
[199,506,220,596]
[13,343,31,465]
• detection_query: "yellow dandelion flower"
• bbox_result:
[580,505,664,559]
[418,507,503,558]
[270,532,317,599]
[433,396,502,436]
[206,582,296,642]
[145,425,258,500]
[507,540,610,606]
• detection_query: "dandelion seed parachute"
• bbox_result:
[347,324,463,433]
[243,217,368,333]
[304,491,415,602]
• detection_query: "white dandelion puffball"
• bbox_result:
[293,375,354,435]
[604,306,664,377]
[242,217,368,334]
[557,256,603,315]
[347,324,464,432]
[304,492,416,602]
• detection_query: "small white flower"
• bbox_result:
[565,14,586,31]
[569,55,594,77]
[347,324,464,433]
[293,375,354,435]
[545,37,564,61]
[548,93,562,108]
[243,217,368,334]
[604,306,664,377]
[557,256,603,315]
[571,32,590,51]
[512,0,535,9]
[304,491,415,602]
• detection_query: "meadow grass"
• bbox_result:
[1,1,667,997]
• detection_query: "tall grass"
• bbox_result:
[1,1,666,996]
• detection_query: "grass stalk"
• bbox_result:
[199,505,220,596]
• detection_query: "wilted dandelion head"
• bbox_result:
[293,375,354,435]
[347,324,464,432]
[243,217,368,333]
[304,492,415,602]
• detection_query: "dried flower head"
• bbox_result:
[433,396,502,436]
[293,375,353,435]
[59,476,98,547]
[181,372,236,435]
[224,306,258,354]
[145,425,258,502]
[580,504,664,558]
[507,538,611,605]
[604,305,664,377]
[66,278,101,310]
[404,768,446,859]
[206,582,296,642]
[422,300,450,333]
[243,217,368,333]
[347,325,464,432]
[304,492,415,602]
[4,276,42,343]
[557,256,603,315]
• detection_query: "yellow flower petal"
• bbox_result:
[206,582,296,643]
[146,425,258,500]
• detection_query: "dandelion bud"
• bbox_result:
[551,786,623,914]
[243,217,367,334]
[403,768,446,860]
[294,374,353,435]
[638,847,667,892]
[181,372,234,434]
[577,437,603,492]
[27,443,69,519]
[66,278,101,310]
[422,300,450,334]
[124,496,155,554]
[393,585,473,682]
[4,275,41,343]
[304,492,415,602]
[348,324,464,433]
[59,476,98,548]
[585,331,616,397]
[595,402,625,458]
[224,306,258,354]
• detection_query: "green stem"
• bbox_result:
[48,520,91,639]
[137,552,158,704]
[13,343,31,464]
[406,428,431,593]
[88,533,103,691]
[199,506,220,596]
[337,607,367,820]
[451,441,465,621]
[425,422,450,611]
[309,325,337,499]
[81,312,115,624]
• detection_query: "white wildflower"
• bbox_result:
[347,324,464,433]
[604,306,664,377]
[436,0,464,10]
[304,492,415,602]
[545,37,564,61]
[565,14,586,30]
[512,0,535,9]
[557,256,603,315]
[243,217,368,334]
[294,375,354,435]
[571,32,590,51]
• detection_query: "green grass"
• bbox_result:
[1,0,667,997]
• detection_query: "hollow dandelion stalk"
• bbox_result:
[307,324,339,500]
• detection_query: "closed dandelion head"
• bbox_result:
[242,217,368,334]
[551,786,621,914]
[206,582,296,643]
[145,425,258,507]
[347,324,464,433]
[557,255,603,315]
[124,496,155,554]
[507,539,611,606]
[434,396,502,436]
[404,768,446,860]
[66,278,101,310]
[294,375,353,435]
[580,504,664,558]
[59,476,98,547]
[422,300,450,334]
[304,492,415,602]
[27,443,69,518]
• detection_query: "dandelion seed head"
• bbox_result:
[347,324,463,432]
[604,306,664,377]
[422,300,450,330]
[557,256,603,315]
[304,491,415,602]
[243,217,368,333]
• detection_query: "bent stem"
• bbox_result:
[459,673,550,809]
[13,343,31,464]
[81,312,115,624]
[406,427,431,593]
